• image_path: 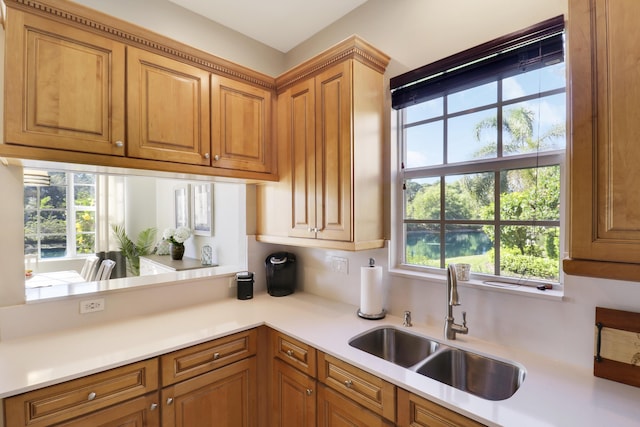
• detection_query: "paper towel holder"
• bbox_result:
[357,258,386,320]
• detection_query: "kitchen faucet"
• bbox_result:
[445,264,468,340]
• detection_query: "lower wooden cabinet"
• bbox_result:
[53,393,160,427]
[161,357,257,427]
[271,331,395,427]
[396,388,486,427]
[3,359,159,427]
[272,358,316,427]
[317,385,393,427]
[3,330,257,427]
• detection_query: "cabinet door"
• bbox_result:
[396,388,486,427]
[4,9,125,156]
[211,75,273,174]
[315,61,353,242]
[53,393,160,427]
[272,358,316,427]
[127,46,210,165]
[161,357,256,427]
[317,385,393,427]
[568,0,640,266]
[287,79,318,239]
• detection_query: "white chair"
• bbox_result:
[94,259,116,281]
[79,255,100,281]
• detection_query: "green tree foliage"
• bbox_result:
[405,105,564,281]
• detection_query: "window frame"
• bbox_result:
[390,21,567,289]
[24,172,98,260]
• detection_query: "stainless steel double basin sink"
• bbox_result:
[348,326,525,401]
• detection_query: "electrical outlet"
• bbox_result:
[80,298,105,314]
[331,256,349,275]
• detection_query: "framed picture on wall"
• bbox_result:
[174,184,190,228]
[192,183,213,236]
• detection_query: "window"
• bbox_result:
[24,171,97,259]
[392,17,565,284]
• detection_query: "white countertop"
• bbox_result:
[1,292,639,426]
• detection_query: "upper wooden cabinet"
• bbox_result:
[1,0,277,181]
[4,9,126,156]
[127,47,211,166]
[257,37,390,251]
[563,0,640,281]
[211,75,274,174]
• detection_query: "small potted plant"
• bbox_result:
[162,226,192,260]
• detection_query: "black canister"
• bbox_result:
[236,271,254,300]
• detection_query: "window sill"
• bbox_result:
[25,265,243,303]
[388,267,565,302]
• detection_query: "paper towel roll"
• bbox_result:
[360,266,383,315]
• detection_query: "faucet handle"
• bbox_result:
[462,311,467,327]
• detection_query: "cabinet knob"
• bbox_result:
[166,397,174,405]
[344,379,353,388]
[306,388,313,396]
[204,152,210,159]
[87,391,97,401]
[114,140,124,148]
[150,403,158,411]
[213,352,221,360]
[213,154,220,161]
[286,349,294,357]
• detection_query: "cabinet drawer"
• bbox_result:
[397,388,486,427]
[318,352,395,421]
[271,329,317,377]
[161,329,257,386]
[4,358,158,427]
[53,392,160,427]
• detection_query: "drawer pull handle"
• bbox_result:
[213,154,220,161]
[150,403,158,411]
[166,397,174,405]
[87,392,97,401]
[115,140,124,148]
[306,388,313,396]
[344,380,353,388]
[286,349,295,358]
[213,352,221,360]
[204,152,210,159]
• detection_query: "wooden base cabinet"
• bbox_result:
[3,330,257,427]
[396,389,485,427]
[53,393,160,427]
[317,385,393,427]
[563,0,640,281]
[272,358,316,427]
[4,359,159,427]
[161,358,257,427]
[270,329,394,427]
[257,36,390,251]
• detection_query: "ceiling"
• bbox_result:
[167,0,368,53]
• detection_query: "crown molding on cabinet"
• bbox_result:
[3,0,277,90]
